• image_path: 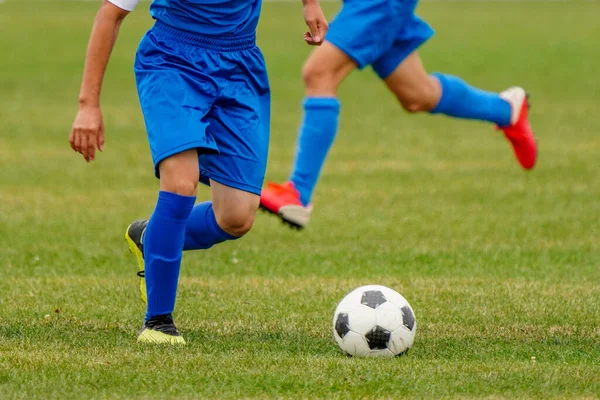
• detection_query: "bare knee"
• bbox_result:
[158,150,199,196]
[396,76,441,113]
[214,205,256,237]
[161,177,198,196]
[300,42,356,97]
[302,61,339,95]
[211,180,259,236]
[400,97,429,113]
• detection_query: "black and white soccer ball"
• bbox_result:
[332,285,416,357]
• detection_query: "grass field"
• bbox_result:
[1,0,600,398]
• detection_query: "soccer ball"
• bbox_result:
[332,285,416,357]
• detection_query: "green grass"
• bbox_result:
[1,0,600,398]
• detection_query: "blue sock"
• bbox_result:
[183,201,237,251]
[144,191,195,321]
[290,97,340,206]
[430,73,511,127]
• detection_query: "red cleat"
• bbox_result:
[499,87,537,170]
[260,181,312,229]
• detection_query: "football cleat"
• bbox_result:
[498,87,537,170]
[260,181,313,229]
[137,314,186,345]
[125,219,148,304]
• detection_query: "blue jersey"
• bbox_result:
[150,0,262,36]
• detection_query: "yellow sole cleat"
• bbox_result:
[125,220,148,304]
[137,328,186,345]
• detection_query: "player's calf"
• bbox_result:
[383,53,442,113]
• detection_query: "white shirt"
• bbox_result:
[107,0,140,11]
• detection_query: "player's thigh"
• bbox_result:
[383,51,431,98]
[303,42,356,94]
[158,149,200,195]
[382,51,440,111]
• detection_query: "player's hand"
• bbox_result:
[303,1,328,46]
[69,105,104,162]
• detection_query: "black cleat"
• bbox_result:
[137,314,186,345]
[125,220,148,303]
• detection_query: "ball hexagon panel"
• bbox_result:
[333,287,365,314]
[379,286,410,309]
[388,326,414,355]
[347,304,377,335]
[374,301,403,331]
[340,330,371,357]
[365,325,391,350]
[361,290,387,309]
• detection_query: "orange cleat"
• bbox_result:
[499,87,537,170]
[260,181,312,229]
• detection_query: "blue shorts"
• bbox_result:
[326,0,434,79]
[134,22,270,195]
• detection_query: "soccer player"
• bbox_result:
[69,0,327,344]
[260,0,537,229]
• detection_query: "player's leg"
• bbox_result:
[129,24,222,343]
[137,149,199,345]
[129,179,257,280]
[302,42,357,98]
[261,43,353,227]
[372,17,536,170]
[291,42,354,203]
[383,51,511,123]
[126,181,243,306]
[182,180,256,251]
[128,35,268,318]
[382,51,536,169]
[128,180,250,275]
[132,174,259,322]
[261,0,392,228]
[380,51,440,113]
